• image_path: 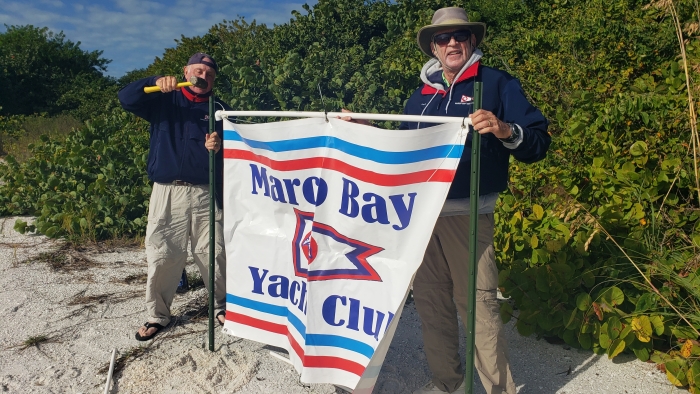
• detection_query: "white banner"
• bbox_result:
[221,117,466,391]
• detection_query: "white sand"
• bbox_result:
[0,216,684,393]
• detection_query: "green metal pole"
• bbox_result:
[465,81,483,394]
[208,95,215,352]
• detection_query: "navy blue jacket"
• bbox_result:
[118,76,232,204]
[400,62,550,199]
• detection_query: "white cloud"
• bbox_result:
[39,0,63,7]
[1,2,61,26]
[113,0,166,13]
[0,14,12,26]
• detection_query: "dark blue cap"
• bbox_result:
[187,52,218,73]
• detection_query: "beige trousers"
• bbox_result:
[413,214,516,394]
[144,182,226,326]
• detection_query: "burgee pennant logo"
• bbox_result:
[292,208,383,281]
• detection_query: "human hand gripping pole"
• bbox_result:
[338,108,372,126]
[143,76,208,93]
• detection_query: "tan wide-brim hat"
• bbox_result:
[416,7,486,58]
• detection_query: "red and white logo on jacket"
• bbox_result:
[455,95,473,105]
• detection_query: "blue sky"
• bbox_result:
[0,0,317,77]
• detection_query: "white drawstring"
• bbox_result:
[417,91,440,129]
[446,86,454,114]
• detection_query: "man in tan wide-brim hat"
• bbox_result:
[338,6,550,392]
[404,6,551,394]
[416,7,486,59]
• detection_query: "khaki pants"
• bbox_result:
[144,182,227,326]
[413,214,515,394]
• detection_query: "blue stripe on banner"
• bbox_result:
[227,293,375,359]
[223,130,462,164]
[286,311,306,337]
[306,334,375,359]
[227,294,286,316]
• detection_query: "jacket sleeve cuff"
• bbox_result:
[501,123,524,149]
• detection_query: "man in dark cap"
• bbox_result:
[118,52,231,341]
[404,7,550,394]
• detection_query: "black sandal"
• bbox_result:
[135,322,164,341]
[216,310,226,326]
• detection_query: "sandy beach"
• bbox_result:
[0,216,684,393]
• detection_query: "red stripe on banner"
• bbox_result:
[229,311,286,334]
[286,334,367,377]
[229,312,366,377]
[223,149,456,186]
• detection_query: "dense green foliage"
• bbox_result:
[1,0,700,389]
[486,0,700,389]
[0,25,117,119]
[7,111,150,240]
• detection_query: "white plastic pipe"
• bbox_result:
[269,350,293,365]
[215,110,472,126]
[104,348,117,394]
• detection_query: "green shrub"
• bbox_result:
[492,0,700,390]
[1,109,150,240]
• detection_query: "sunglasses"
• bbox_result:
[432,30,472,46]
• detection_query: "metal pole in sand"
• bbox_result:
[208,94,216,352]
[464,80,483,394]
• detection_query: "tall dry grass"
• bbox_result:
[1,114,82,162]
